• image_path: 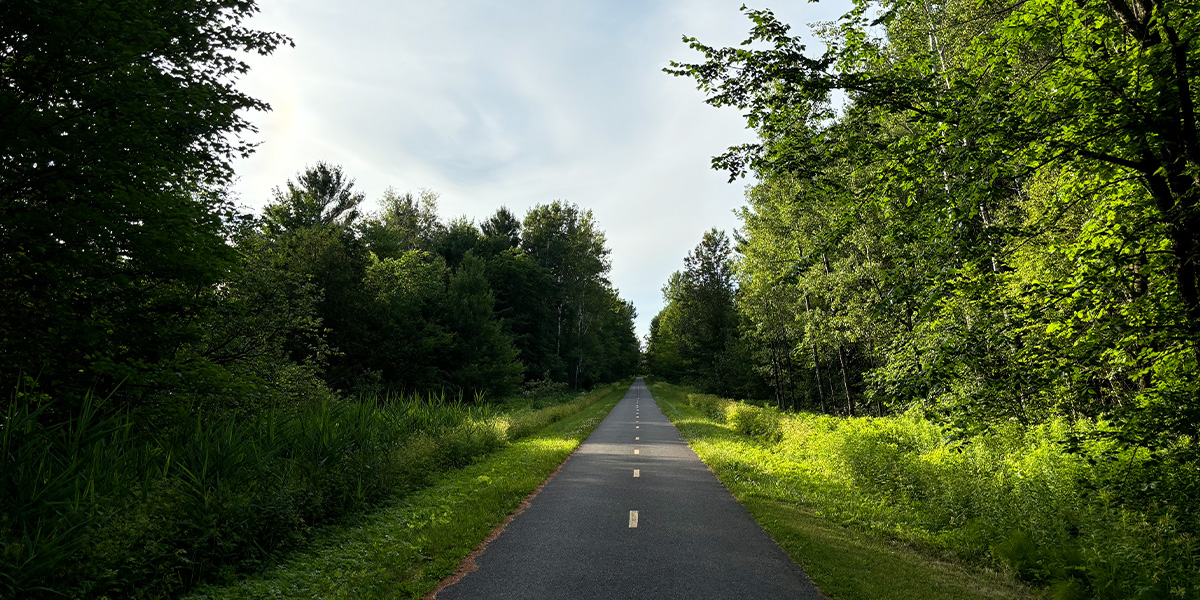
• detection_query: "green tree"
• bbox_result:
[0,0,289,408]
[477,255,557,381]
[442,254,524,396]
[647,231,759,397]
[667,0,1200,437]
[522,201,612,386]
[179,226,331,414]
[433,217,483,269]
[480,206,523,253]
[261,164,383,390]
[677,230,741,393]
[263,162,365,236]
[360,188,443,260]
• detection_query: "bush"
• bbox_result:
[725,403,783,442]
[503,388,611,441]
[683,392,731,421]
[520,379,571,402]
[795,415,1200,598]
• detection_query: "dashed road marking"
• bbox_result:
[629,510,639,528]
[634,449,640,454]
[633,469,640,477]
[635,436,639,440]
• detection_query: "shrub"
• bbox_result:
[725,403,783,443]
[520,379,570,402]
[683,392,731,421]
[503,389,610,440]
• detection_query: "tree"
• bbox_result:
[480,206,523,252]
[667,0,1200,437]
[0,0,289,408]
[179,226,331,414]
[477,247,557,381]
[647,272,684,378]
[360,188,443,259]
[442,254,524,396]
[432,217,482,269]
[263,162,365,235]
[522,202,612,386]
[268,221,374,391]
[647,231,758,397]
[676,230,740,391]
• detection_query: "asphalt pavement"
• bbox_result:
[436,377,825,600]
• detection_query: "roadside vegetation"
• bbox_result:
[649,0,1200,597]
[2,382,626,598]
[187,383,626,600]
[1,2,638,598]
[651,380,1196,599]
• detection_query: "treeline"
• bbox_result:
[649,0,1198,584]
[5,157,638,418]
[1,5,637,422]
[232,163,639,405]
[654,0,1199,455]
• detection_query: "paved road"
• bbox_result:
[437,377,824,599]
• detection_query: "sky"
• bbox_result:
[231,0,853,341]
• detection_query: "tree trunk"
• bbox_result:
[803,295,827,414]
[770,337,784,409]
[837,345,853,417]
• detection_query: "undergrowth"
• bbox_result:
[650,380,1200,600]
[0,383,623,599]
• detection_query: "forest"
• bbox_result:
[649,0,1200,596]
[0,2,637,597]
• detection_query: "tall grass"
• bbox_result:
[0,385,605,599]
[653,382,1200,600]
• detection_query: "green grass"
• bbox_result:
[748,499,1033,600]
[649,380,1037,600]
[187,382,628,600]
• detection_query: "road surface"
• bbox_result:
[436,377,824,599]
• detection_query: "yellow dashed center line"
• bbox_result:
[634,449,639,455]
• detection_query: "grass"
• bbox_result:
[187,382,627,599]
[1,381,630,598]
[649,380,1037,600]
[748,499,1033,600]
